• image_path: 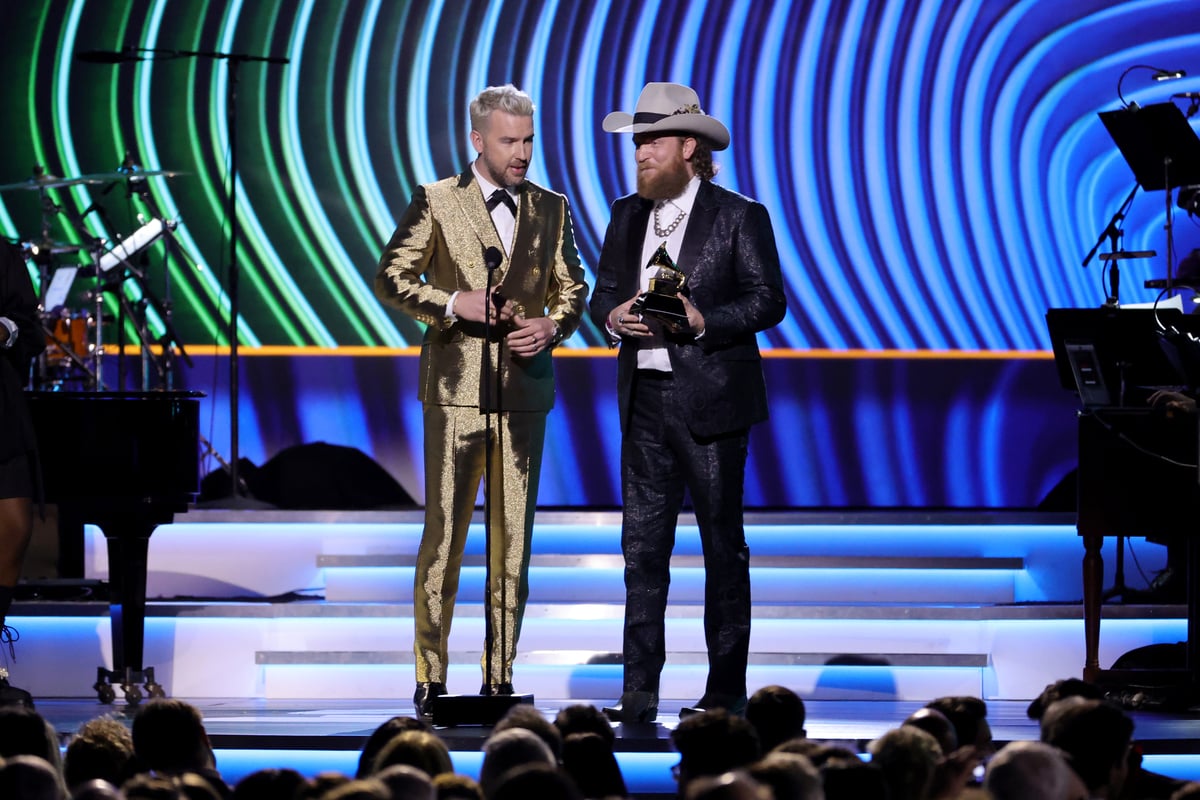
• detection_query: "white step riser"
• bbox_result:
[6,614,1183,701]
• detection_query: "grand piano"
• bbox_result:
[27,390,201,704]
[1048,306,1200,705]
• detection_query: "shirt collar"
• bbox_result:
[471,161,517,202]
[657,175,701,216]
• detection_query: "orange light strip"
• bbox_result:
[106,345,1053,360]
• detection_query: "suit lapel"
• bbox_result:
[626,198,653,292]
[452,171,507,275]
[678,181,716,278]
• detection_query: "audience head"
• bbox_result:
[64,715,135,790]
[560,731,627,799]
[1040,697,1134,799]
[745,751,822,800]
[1026,678,1105,721]
[0,705,62,768]
[683,769,771,800]
[232,767,310,800]
[477,727,556,798]
[130,699,215,775]
[902,707,958,756]
[121,770,223,800]
[374,763,436,800]
[72,778,124,800]
[0,754,67,800]
[672,709,762,791]
[488,762,581,800]
[819,759,889,800]
[316,777,390,800]
[773,738,859,767]
[1171,782,1200,800]
[924,695,991,752]
[553,703,615,748]
[868,725,942,800]
[744,685,807,754]
[432,772,484,800]
[356,716,430,779]
[371,729,453,779]
[492,703,563,762]
[983,740,1088,800]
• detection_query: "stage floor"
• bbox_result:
[35,696,1200,753]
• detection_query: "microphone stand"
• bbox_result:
[76,45,287,499]
[1082,183,1138,305]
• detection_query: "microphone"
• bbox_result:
[1153,68,1187,81]
[76,48,142,64]
[484,246,503,271]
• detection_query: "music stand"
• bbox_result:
[1099,102,1200,287]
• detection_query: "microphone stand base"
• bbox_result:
[430,692,535,727]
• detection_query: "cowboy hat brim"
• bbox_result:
[602,110,730,151]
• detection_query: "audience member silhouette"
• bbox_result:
[744,685,807,754]
[315,777,390,800]
[982,740,1088,800]
[745,751,822,800]
[0,753,66,800]
[72,778,123,800]
[924,695,992,752]
[819,759,888,800]
[488,762,582,800]
[902,706,958,756]
[560,731,627,799]
[128,698,227,797]
[491,703,564,762]
[672,709,763,794]
[375,763,437,800]
[370,729,454,779]
[553,703,616,748]
[302,772,352,799]
[477,727,557,798]
[869,725,942,800]
[432,772,484,800]
[64,715,135,791]
[1040,696,1134,800]
[772,738,859,767]
[1171,782,1200,800]
[1026,677,1105,721]
[231,767,311,800]
[356,716,431,779]
[121,770,224,800]
[683,769,771,800]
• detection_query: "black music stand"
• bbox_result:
[1099,102,1200,288]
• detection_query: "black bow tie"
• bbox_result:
[486,188,517,216]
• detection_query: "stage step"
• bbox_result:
[8,510,1181,704]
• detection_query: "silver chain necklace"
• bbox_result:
[653,203,686,238]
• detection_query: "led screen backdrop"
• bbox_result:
[4,0,1200,351]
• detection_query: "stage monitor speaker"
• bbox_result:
[430,692,535,727]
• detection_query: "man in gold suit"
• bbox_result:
[375,84,588,718]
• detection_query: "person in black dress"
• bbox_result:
[0,240,43,706]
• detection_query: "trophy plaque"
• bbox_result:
[630,243,689,325]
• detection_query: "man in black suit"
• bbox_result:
[590,82,787,723]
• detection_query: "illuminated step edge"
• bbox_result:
[254,662,992,704]
[254,650,990,667]
[15,600,1181,621]
[321,563,1024,604]
[317,555,1025,569]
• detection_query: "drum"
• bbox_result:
[43,310,93,368]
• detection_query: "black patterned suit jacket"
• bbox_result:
[590,180,787,438]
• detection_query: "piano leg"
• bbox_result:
[92,510,172,705]
[1083,530,1104,683]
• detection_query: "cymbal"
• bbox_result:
[0,173,106,191]
[0,169,187,192]
[79,168,188,182]
[22,239,88,256]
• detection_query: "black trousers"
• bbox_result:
[619,370,751,697]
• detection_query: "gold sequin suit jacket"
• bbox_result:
[375,170,588,685]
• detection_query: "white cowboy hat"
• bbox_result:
[602,82,730,150]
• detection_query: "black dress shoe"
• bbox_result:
[679,692,748,719]
[602,691,659,723]
[479,682,515,696]
[413,681,447,719]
